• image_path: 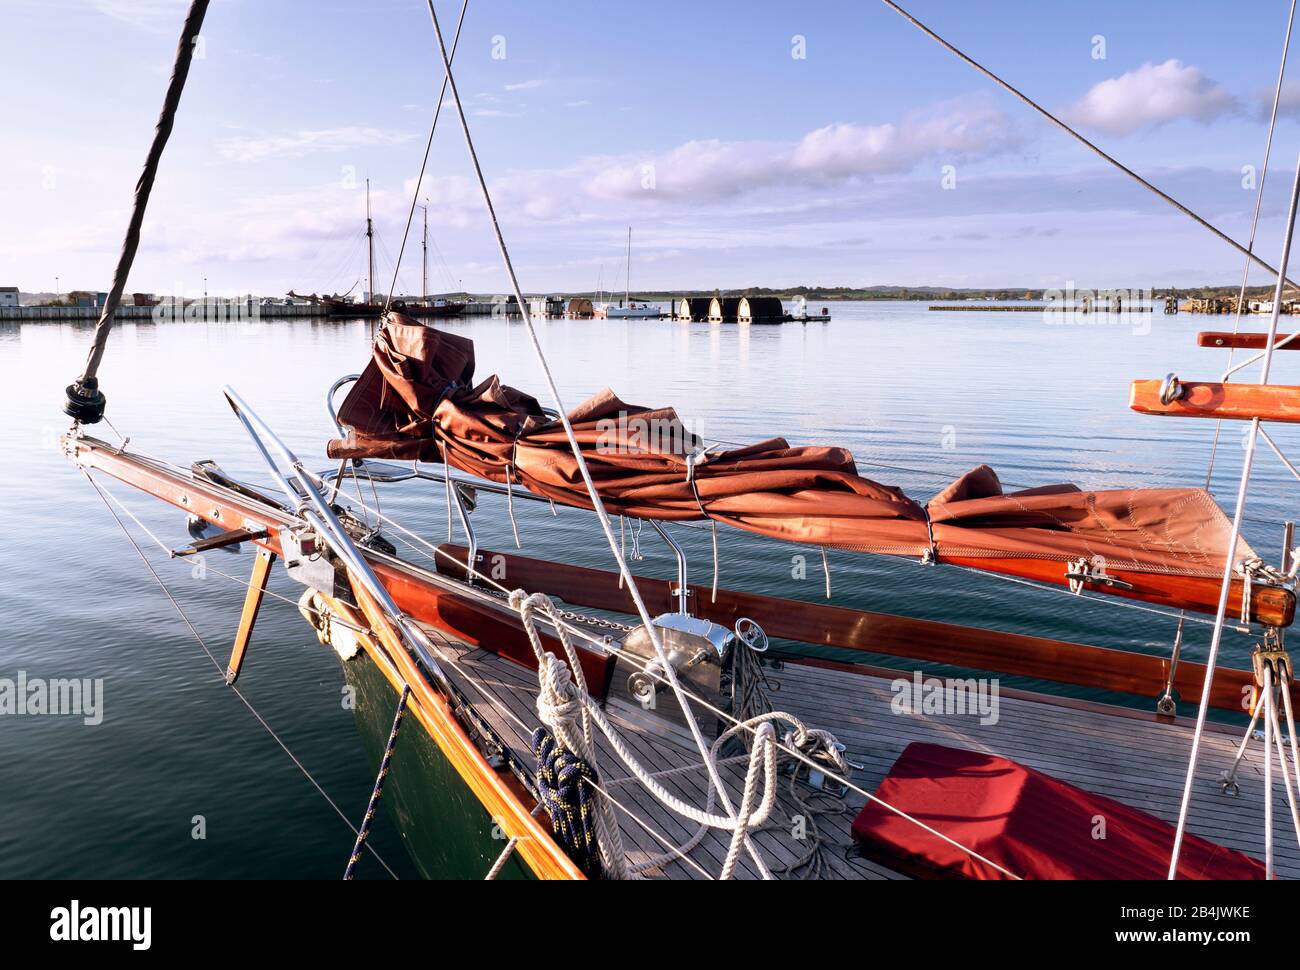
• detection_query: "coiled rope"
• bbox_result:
[513,590,853,879]
[531,727,604,877]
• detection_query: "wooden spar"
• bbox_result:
[436,544,1288,714]
[940,550,1292,629]
[1130,378,1300,425]
[430,526,1291,629]
[64,436,578,878]
[1198,331,1300,350]
[225,548,275,685]
[64,435,615,691]
[339,577,582,880]
[63,433,1285,705]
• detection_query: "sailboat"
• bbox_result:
[594,227,661,319]
[55,0,1300,880]
[292,180,387,318]
[403,203,466,319]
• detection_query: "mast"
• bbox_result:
[421,204,429,303]
[366,178,375,305]
[624,226,631,308]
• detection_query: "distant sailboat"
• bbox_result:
[403,203,465,318]
[595,227,660,319]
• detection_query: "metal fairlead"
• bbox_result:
[1159,372,1184,406]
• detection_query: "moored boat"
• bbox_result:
[50,0,1300,882]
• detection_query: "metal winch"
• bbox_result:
[621,613,739,707]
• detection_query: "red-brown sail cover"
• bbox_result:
[850,742,1265,880]
[328,316,1253,584]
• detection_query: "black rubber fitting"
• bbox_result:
[63,377,107,424]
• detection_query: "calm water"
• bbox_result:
[1,301,1296,878]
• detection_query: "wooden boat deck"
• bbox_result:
[429,631,1295,879]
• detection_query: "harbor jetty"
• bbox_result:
[1176,297,1300,314]
[929,302,1152,313]
[2,292,830,324]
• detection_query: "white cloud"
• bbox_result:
[1268,80,1300,119]
[216,127,414,162]
[566,100,592,108]
[792,99,1013,179]
[1063,59,1236,136]
[586,97,1016,201]
[504,79,546,91]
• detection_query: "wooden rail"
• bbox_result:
[438,544,1284,714]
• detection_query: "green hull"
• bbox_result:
[344,652,535,880]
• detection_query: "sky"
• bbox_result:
[6,0,1300,298]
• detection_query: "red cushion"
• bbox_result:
[851,742,1265,880]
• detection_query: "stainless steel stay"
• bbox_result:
[222,385,453,694]
[321,458,692,614]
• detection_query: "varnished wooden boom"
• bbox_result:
[1198,332,1300,351]
[1131,378,1300,425]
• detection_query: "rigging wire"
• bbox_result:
[81,470,401,880]
[64,0,210,426]
[296,465,1021,876]
[318,230,367,298]
[1168,147,1300,878]
[384,0,469,313]
[1203,0,1299,488]
[418,0,767,870]
[875,0,1300,296]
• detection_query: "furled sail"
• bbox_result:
[327,315,1294,626]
